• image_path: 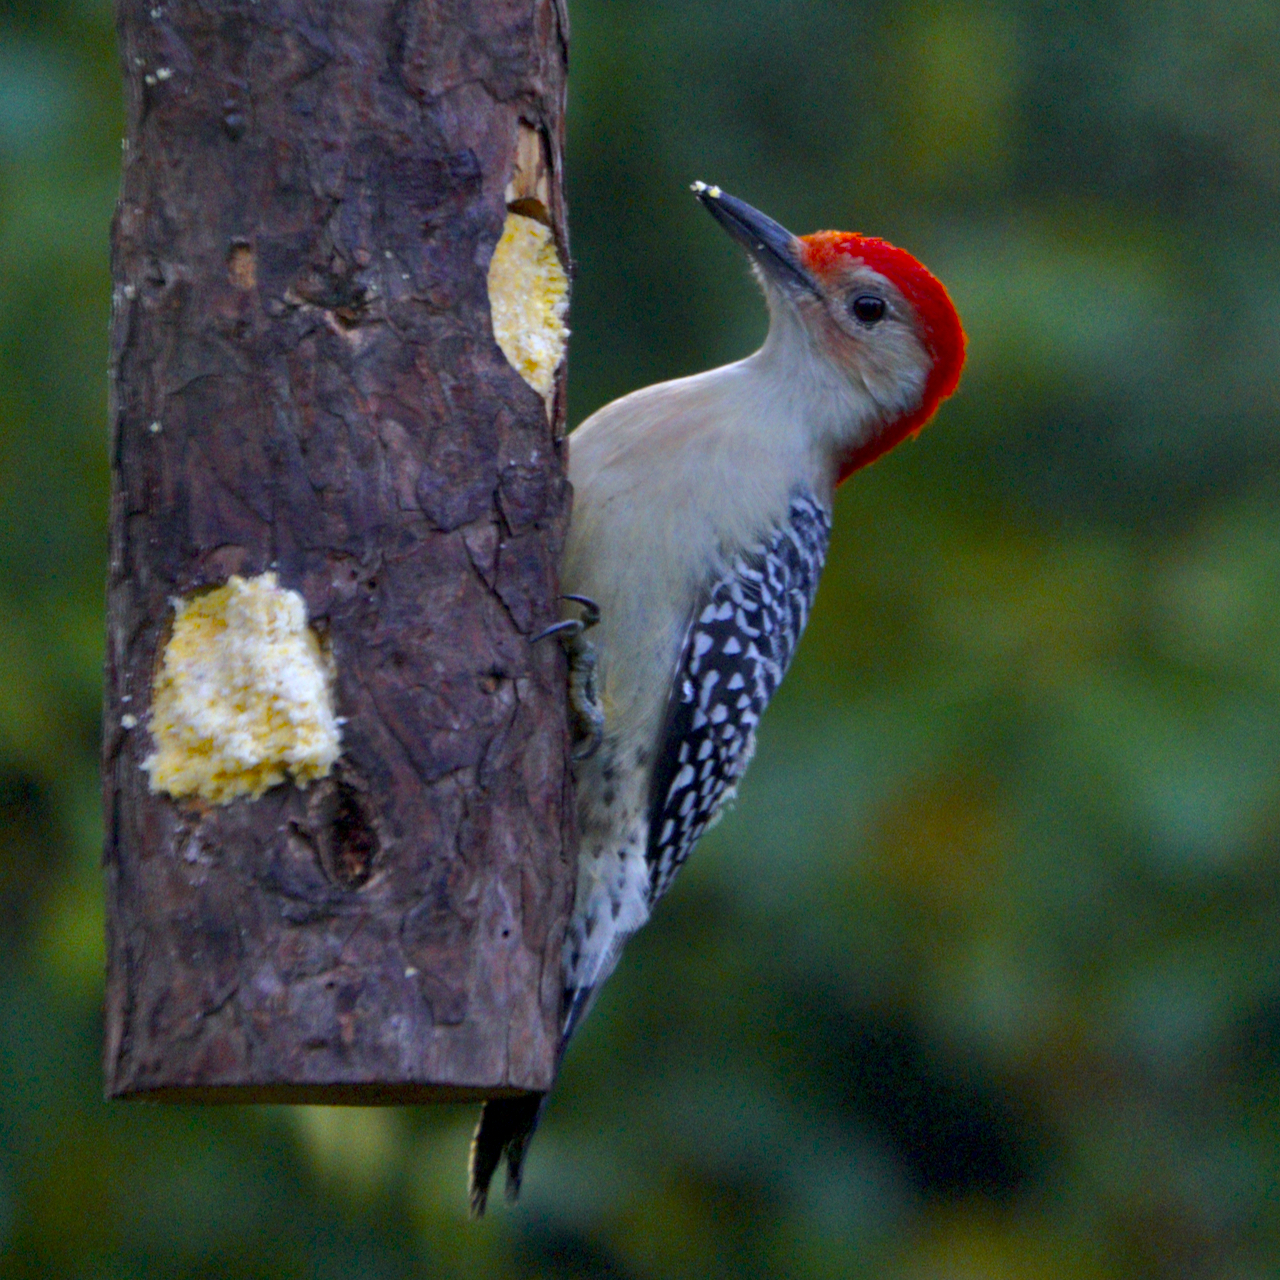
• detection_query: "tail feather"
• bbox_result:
[560,983,598,1046]
[467,980,609,1214]
[468,1094,546,1217]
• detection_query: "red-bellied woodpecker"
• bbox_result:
[469,183,966,1213]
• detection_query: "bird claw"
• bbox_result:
[531,617,585,643]
[571,707,604,761]
[561,593,601,630]
[531,594,601,644]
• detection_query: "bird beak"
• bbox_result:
[692,182,820,297]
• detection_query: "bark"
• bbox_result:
[103,0,574,1103]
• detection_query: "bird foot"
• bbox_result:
[567,637,604,760]
[532,595,604,760]
[530,593,601,643]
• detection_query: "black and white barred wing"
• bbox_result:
[645,493,831,902]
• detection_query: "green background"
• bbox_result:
[2,0,1278,1276]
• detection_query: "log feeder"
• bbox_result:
[103,0,575,1103]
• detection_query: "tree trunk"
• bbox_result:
[103,0,574,1103]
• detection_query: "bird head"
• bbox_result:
[692,182,965,483]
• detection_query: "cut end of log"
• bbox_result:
[488,211,569,405]
[143,573,341,804]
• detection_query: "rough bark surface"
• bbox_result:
[104,0,574,1102]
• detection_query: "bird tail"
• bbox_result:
[467,976,610,1215]
[468,1093,547,1217]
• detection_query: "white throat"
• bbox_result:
[745,303,885,485]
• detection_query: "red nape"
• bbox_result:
[800,231,966,484]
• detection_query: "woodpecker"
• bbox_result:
[469,183,965,1213]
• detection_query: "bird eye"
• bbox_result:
[850,294,886,324]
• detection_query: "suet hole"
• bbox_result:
[488,121,567,415]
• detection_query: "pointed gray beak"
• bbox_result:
[692,182,820,296]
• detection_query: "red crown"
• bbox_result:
[800,231,966,482]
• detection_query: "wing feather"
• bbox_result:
[644,492,831,903]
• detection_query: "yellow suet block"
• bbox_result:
[487,211,569,400]
[143,573,340,804]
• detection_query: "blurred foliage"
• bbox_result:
[0,0,1277,1276]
